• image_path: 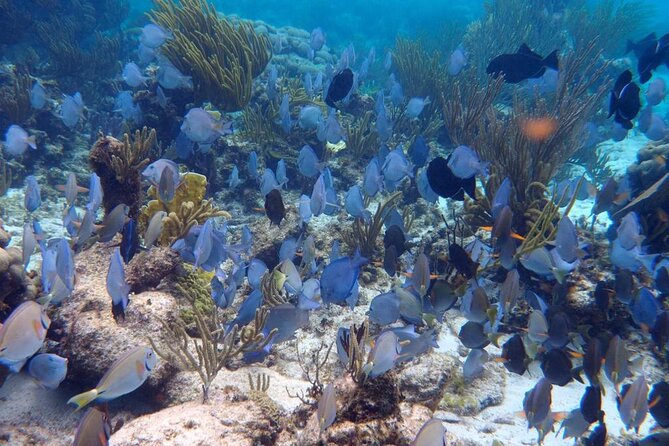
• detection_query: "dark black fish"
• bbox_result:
[426,156,476,201]
[264,189,285,226]
[501,334,528,375]
[458,321,490,349]
[637,432,669,445]
[325,68,354,108]
[608,70,640,129]
[429,280,458,319]
[448,243,478,279]
[638,33,669,84]
[486,44,559,84]
[540,348,574,386]
[383,224,406,256]
[649,381,669,428]
[656,266,669,294]
[651,311,668,353]
[580,386,604,424]
[626,33,657,58]
[615,269,634,304]
[594,281,613,313]
[583,422,607,446]
[383,245,398,276]
[546,310,570,349]
[120,219,139,263]
[583,338,605,387]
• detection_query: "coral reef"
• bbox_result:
[619,137,669,252]
[462,0,566,81]
[0,156,13,197]
[89,127,156,219]
[150,0,272,111]
[110,386,282,446]
[125,246,181,293]
[345,192,402,258]
[150,282,277,401]
[0,219,37,316]
[0,66,32,126]
[471,43,609,233]
[345,111,380,161]
[51,244,177,394]
[566,0,651,55]
[440,76,505,147]
[392,37,445,100]
[140,172,230,246]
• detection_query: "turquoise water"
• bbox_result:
[2,0,669,445]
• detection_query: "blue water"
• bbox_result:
[2,0,669,445]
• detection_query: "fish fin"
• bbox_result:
[55,185,66,192]
[488,333,504,348]
[517,43,539,58]
[479,226,493,232]
[492,356,507,363]
[510,232,525,241]
[67,389,99,411]
[542,50,559,71]
[551,411,569,422]
[26,136,37,150]
[551,267,566,284]
[649,395,662,409]
[77,186,89,193]
[612,192,629,205]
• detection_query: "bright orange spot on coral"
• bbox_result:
[521,118,558,141]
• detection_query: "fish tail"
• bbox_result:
[67,389,98,410]
[543,50,559,71]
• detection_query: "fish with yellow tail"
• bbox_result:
[67,346,157,410]
[0,300,50,372]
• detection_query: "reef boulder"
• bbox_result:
[110,386,281,446]
[51,243,178,401]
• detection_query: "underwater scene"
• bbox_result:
[2,0,669,445]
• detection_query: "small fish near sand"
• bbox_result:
[67,346,157,410]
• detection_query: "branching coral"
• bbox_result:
[345,111,379,161]
[566,0,651,55]
[241,103,279,146]
[340,321,370,384]
[345,192,402,258]
[440,76,504,146]
[150,0,272,111]
[462,0,567,81]
[35,15,121,86]
[140,172,230,246]
[392,37,444,99]
[472,44,609,233]
[287,340,332,404]
[260,267,290,307]
[89,127,155,219]
[150,283,277,402]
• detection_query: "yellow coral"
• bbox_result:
[140,172,231,246]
